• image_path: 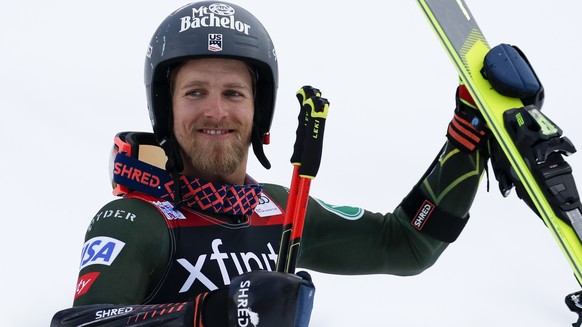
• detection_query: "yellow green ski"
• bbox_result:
[416,0,582,288]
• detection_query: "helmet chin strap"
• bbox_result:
[252,126,271,169]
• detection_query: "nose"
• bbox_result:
[203,93,228,120]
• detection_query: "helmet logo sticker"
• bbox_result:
[146,45,153,59]
[178,3,251,35]
[208,34,223,52]
[208,3,235,16]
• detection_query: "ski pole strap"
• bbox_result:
[400,186,469,243]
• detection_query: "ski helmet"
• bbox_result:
[144,1,278,170]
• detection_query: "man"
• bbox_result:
[52,1,514,326]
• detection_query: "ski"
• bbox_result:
[416,0,582,323]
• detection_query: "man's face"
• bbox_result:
[171,58,255,183]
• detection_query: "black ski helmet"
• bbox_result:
[144,1,278,171]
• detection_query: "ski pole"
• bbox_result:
[276,86,321,273]
[281,90,330,274]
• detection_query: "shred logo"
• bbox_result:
[179,3,251,35]
[208,33,222,52]
[314,198,364,220]
[75,272,100,299]
[80,236,125,270]
[95,307,134,320]
[113,161,161,188]
[411,200,435,231]
[236,279,259,326]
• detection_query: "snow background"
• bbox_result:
[2,0,582,326]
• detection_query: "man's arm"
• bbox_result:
[73,197,172,306]
[52,271,315,327]
[289,141,487,275]
[267,85,489,275]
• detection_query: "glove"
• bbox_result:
[446,83,489,152]
[199,270,315,327]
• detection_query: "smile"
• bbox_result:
[201,129,231,135]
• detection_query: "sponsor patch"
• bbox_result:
[87,208,137,232]
[80,236,125,270]
[208,33,222,52]
[95,307,134,320]
[178,3,251,35]
[411,200,435,231]
[314,198,364,220]
[254,194,282,217]
[176,238,278,293]
[75,272,100,299]
[154,201,187,220]
[236,279,260,326]
[113,161,161,188]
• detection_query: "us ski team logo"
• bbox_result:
[79,236,125,270]
[208,33,222,52]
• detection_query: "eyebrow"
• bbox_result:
[176,80,207,91]
[176,80,252,92]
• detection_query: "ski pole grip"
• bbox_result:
[298,96,329,178]
[291,86,321,165]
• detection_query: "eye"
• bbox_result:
[224,88,251,100]
[225,89,241,97]
[185,89,204,98]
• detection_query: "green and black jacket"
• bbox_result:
[61,141,487,325]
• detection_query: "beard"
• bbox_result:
[177,121,250,177]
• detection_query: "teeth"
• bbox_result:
[203,129,227,135]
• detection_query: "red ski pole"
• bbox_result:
[276,86,321,272]
[277,87,330,273]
